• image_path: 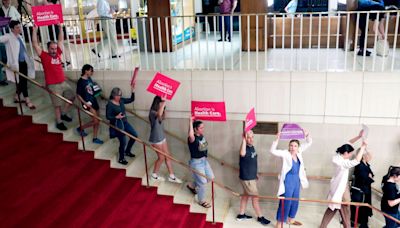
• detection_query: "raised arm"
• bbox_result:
[57,24,64,51]
[188,116,195,143]
[270,132,286,157]
[31,26,43,56]
[156,97,167,121]
[299,130,312,152]
[349,130,363,144]
[239,134,246,157]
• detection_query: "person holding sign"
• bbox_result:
[187,116,214,208]
[76,64,103,144]
[148,96,182,183]
[237,130,271,225]
[270,130,312,227]
[106,85,138,165]
[320,131,366,228]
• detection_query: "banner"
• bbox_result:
[280,123,304,140]
[245,108,256,132]
[146,72,180,100]
[32,4,64,26]
[191,101,226,122]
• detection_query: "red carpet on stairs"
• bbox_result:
[0,102,223,228]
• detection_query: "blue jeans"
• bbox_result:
[219,15,231,40]
[110,121,138,161]
[189,157,214,202]
[384,211,400,228]
[0,43,6,82]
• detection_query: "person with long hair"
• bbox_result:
[76,64,103,144]
[320,131,366,228]
[381,166,400,228]
[270,130,312,227]
[350,151,374,228]
[106,85,137,165]
[148,96,182,183]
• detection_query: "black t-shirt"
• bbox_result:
[239,145,258,180]
[381,182,400,214]
[76,77,99,111]
[188,135,208,159]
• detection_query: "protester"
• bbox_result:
[106,85,137,165]
[32,24,75,131]
[270,130,312,227]
[381,166,400,228]
[237,130,271,225]
[350,151,374,228]
[148,96,182,183]
[0,20,35,109]
[187,116,214,208]
[0,0,21,21]
[319,131,366,228]
[76,64,103,144]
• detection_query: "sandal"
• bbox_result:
[187,184,197,194]
[287,220,302,226]
[26,102,36,110]
[199,201,211,208]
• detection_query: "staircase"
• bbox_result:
[0,83,223,227]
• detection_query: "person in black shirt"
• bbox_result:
[237,130,271,226]
[187,116,214,208]
[76,64,103,144]
[350,152,374,228]
[381,166,400,228]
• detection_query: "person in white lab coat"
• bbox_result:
[320,131,366,228]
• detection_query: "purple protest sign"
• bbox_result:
[0,17,11,28]
[280,123,305,140]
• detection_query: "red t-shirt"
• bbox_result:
[40,47,65,85]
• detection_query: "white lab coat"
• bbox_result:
[0,33,35,83]
[270,137,312,196]
[327,153,359,210]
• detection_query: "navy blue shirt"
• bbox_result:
[239,145,258,180]
[381,182,400,214]
[76,77,99,110]
[188,135,208,159]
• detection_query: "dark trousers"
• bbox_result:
[358,5,384,50]
[17,61,28,98]
[115,121,138,161]
[219,15,231,40]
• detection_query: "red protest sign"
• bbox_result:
[32,4,64,26]
[245,108,256,132]
[146,72,180,100]
[131,67,139,86]
[191,101,226,122]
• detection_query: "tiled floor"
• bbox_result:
[28,32,400,72]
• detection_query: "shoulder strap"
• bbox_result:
[0,8,5,17]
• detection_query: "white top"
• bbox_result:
[1,5,21,21]
[0,33,35,82]
[97,0,112,18]
[270,136,312,196]
[327,152,359,210]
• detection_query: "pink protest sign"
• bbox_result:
[191,101,226,122]
[32,4,64,26]
[280,123,305,140]
[245,108,256,132]
[146,72,180,100]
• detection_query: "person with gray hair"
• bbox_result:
[106,83,137,165]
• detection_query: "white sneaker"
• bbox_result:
[168,176,182,184]
[151,174,165,181]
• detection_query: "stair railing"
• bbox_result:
[1,61,399,226]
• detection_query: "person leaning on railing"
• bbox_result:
[32,24,75,131]
[0,20,36,109]
[148,96,182,183]
[236,130,271,225]
[106,85,138,165]
[270,130,312,227]
[187,116,214,208]
[381,166,400,228]
[319,131,366,228]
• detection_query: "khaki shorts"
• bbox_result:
[47,81,75,107]
[240,179,259,196]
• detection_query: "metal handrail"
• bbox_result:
[1,61,399,226]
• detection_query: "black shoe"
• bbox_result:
[56,122,67,131]
[118,159,128,165]
[125,152,135,158]
[0,80,8,86]
[218,38,224,42]
[91,48,101,58]
[111,55,121,58]
[61,114,72,122]
[236,213,253,221]
[257,216,271,225]
[357,49,371,56]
